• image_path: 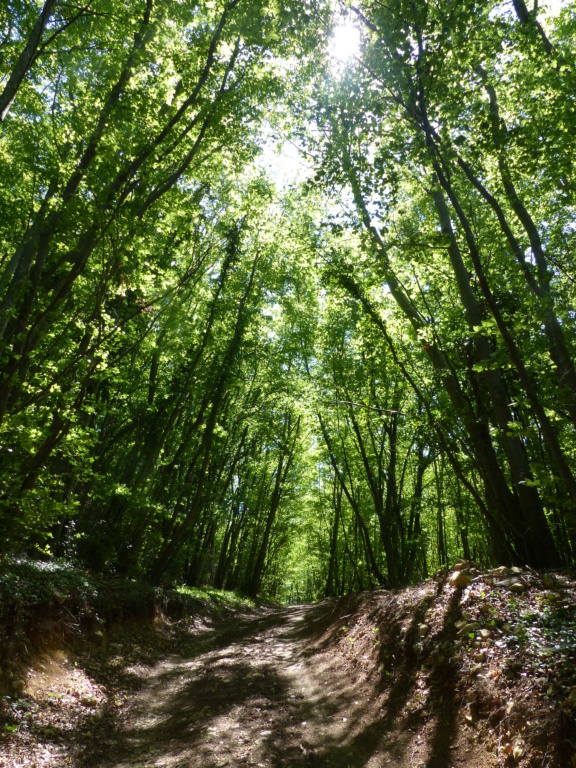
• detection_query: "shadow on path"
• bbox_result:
[78,590,465,768]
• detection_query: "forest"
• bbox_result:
[1,0,576,602]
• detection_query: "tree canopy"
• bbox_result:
[1,0,575,600]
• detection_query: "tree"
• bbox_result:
[305,0,576,568]
[1,0,575,598]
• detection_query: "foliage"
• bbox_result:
[1,0,576,599]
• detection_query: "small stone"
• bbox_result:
[509,582,526,594]
[450,570,472,588]
[513,743,524,761]
[81,696,98,707]
[457,621,479,636]
[480,629,491,639]
[52,590,67,605]
[508,661,522,673]
[455,619,467,629]
[418,623,429,638]
[492,566,513,577]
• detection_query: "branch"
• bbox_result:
[321,399,405,416]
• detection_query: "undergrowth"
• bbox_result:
[0,556,262,695]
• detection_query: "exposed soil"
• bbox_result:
[1,567,576,768]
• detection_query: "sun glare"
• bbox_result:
[258,135,313,190]
[329,22,361,64]
[544,0,567,13]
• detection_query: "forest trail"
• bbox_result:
[3,572,575,768]
[80,592,491,768]
[88,601,403,768]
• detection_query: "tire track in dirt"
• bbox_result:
[89,601,403,768]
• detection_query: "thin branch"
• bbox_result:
[321,398,405,416]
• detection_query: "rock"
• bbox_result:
[504,661,522,679]
[81,696,98,707]
[453,559,468,571]
[513,743,525,761]
[542,575,558,589]
[450,570,472,588]
[457,621,479,636]
[418,623,429,638]
[455,619,467,629]
[492,566,514,577]
[509,582,526,594]
[480,629,491,639]
[52,590,68,605]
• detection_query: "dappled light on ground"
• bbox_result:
[2,569,575,767]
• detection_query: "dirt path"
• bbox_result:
[89,602,396,768]
[4,575,575,768]
[3,595,461,768]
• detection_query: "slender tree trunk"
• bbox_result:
[325,481,341,597]
[0,0,57,122]
[318,414,386,586]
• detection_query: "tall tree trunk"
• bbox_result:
[0,0,58,122]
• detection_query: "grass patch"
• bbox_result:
[175,585,260,611]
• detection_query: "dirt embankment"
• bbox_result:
[1,565,576,768]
